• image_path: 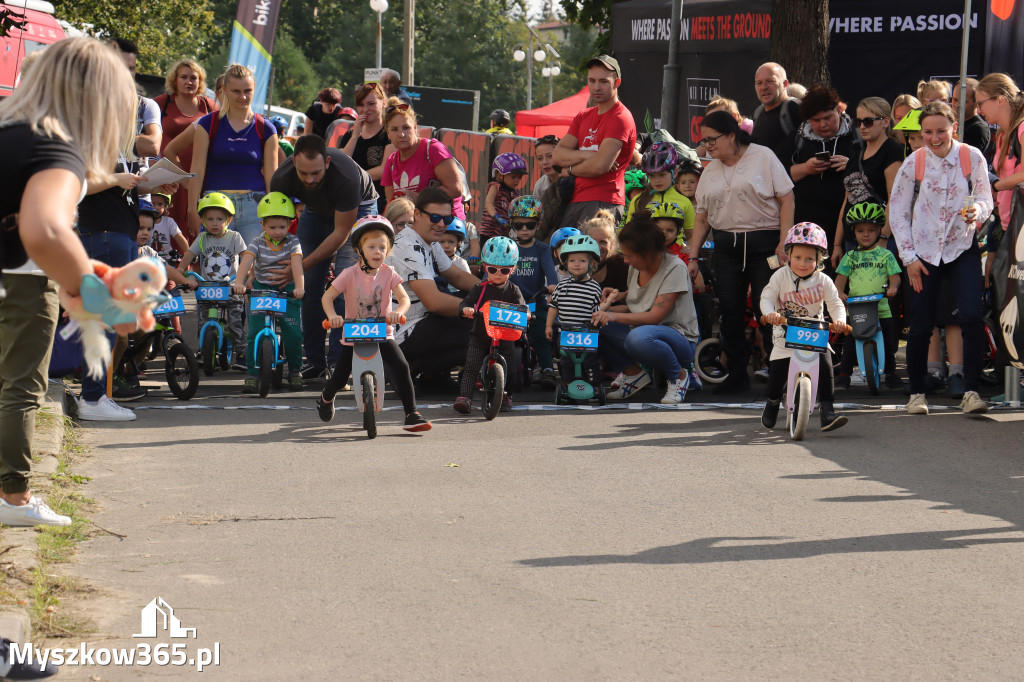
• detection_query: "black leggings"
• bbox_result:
[322,339,417,414]
[766,354,835,404]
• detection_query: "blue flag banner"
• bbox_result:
[227,0,282,111]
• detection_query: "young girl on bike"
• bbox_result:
[760,222,849,432]
[454,236,527,414]
[317,216,431,432]
[480,153,528,244]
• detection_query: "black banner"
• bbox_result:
[992,189,1024,369]
[986,0,1024,87]
[404,86,480,132]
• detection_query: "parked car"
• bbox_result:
[0,0,65,97]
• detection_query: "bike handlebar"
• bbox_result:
[321,315,406,330]
[760,313,852,335]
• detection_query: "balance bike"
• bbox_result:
[147,289,200,399]
[555,326,605,405]
[779,315,832,441]
[478,301,529,421]
[190,274,236,376]
[250,289,292,397]
[847,293,885,395]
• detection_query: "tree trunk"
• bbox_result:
[770,0,829,88]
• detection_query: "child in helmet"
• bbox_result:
[834,202,902,390]
[894,110,925,153]
[546,235,606,339]
[149,192,189,264]
[318,216,432,432]
[624,143,695,251]
[438,217,471,294]
[673,162,702,242]
[232,192,306,392]
[548,226,583,282]
[480,152,528,244]
[760,222,850,433]
[507,196,559,387]
[624,169,647,207]
[454,236,527,414]
[137,200,196,290]
[178,192,248,365]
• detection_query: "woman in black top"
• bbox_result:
[340,82,395,213]
[832,96,905,267]
[0,38,138,526]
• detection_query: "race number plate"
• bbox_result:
[195,284,230,302]
[249,292,288,314]
[784,320,829,352]
[152,294,185,317]
[487,302,528,331]
[344,318,387,343]
[559,330,599,350]
[846,294,885,304]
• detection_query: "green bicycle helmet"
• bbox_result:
[257,191,296,220]
[509,195,542,220]
[650,201,687,224]
[197,192,235,216]
[624,168,647,194]
[152,192,172,207]
[481,236,519,267]
[845,201,886,227]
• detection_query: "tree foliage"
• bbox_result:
[560,0,613,53]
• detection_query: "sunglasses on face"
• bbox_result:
[425,212,455,226]
[854,116,884,127]
[385,103,411,115]
[485,266,513,275]
[513,221,538,230]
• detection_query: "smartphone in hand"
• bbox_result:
[815,151,831,163]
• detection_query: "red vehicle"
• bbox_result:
[0,0,65,97]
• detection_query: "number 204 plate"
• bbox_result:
[784,324,829,352]
[559,331,598,350]
[344,320,387,343]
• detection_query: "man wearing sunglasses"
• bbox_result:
[388,187,480,383]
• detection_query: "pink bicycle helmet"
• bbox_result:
[785,222,828,255]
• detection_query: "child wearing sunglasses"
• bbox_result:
[454,236,527,414]
[480,152,528,245]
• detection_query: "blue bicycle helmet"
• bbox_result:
[269,115,288,136]
[481,236,519,267]
[445,216,467,241]
[550,226,582,253]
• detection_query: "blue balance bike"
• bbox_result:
[190,274,236,376]
[250,288,293,397]
[554,326,605,405]
[846,293,885,396]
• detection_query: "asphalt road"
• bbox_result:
[53,362,1024,681]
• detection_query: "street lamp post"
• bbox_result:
[513,32,546,111]
[370,0,389,69]
[542,64,560,105]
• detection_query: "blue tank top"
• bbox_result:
[198,113,266,193]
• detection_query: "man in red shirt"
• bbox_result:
[553,55,638,227]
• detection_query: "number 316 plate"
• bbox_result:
[560,331,598,349]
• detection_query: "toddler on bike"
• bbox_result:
[138,200,196,289]
[317,216,431,432]
[479,153,527,244]
[232,192,306,393]
[546,235,605,340]
[454,236,527,414]
[177,192,247,365]
[760,222,849,433]
[834,202,902,390]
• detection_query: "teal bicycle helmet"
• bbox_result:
[482,236,519,267]
[559,235,601,263]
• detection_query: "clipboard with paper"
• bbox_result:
[138,158,194,194]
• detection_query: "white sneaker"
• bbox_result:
[960,390,989,415]
[0,496,71,527]
[661,374,688,404]
[610,372,626,390]
[607,370,652,399]
[850,367,867,386]
[77,396,136,421]
[754,367,770,382]
[906,393,929,415]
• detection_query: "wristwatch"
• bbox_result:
[567,165,574,177]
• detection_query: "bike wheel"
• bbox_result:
[789,376,811,441]
[864,341,879,396]
[201,327,217,377]
[554,383,564,405]
[220,341,231,371]
[272,359,284,389]
[483,363,505,421]
[165,340,199,400]
[257,336,273,398]
[362,373,377,439]
[694,338,728,384]
[597,382,607,406]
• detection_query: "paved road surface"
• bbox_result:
[55,367,1024,681]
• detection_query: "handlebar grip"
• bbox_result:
[321,315,405,331]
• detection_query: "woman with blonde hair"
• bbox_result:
[381,98,466,219]
[0,37,138,526]
[188,64,278,244]
[580,209,629,291]
[154,59,217,231]
[917,80,952,104]
[383,196,415,232]
[891,93,922,147]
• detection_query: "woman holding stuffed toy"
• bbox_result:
[0,38,139,527]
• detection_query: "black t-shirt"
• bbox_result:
[752,99,802,168]
[962,114,993,158]
[340,128,389,211]
[305,101,343,140]
[0,124,85,267]
[77,159,140,238]
[792,125,865,248]
[271,148,374,217]
[848,137,904,205]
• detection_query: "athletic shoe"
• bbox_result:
[687,371,703,391]
[610,372,626,390]
[541,368,558,389]
[606,370,651,399]
[835,374,851,390]
[850,367,867,386]
[820,407,848,432]
[885,373,902,390]
[242,377,258,394]
[288,371,304,391]
[403,412,432,432]
[761,399,780,428]
[0,635,60,677]
[0,497,71,527]
[754,367,770,382]
[77,396,136,422]
[299,364,328,380]
[316,395,334,422]
[660,376,688,404]
[112,376,147,402]
[925,372,945,394]
[454,396,472,414]
[960,391,989,415]
[500,395,513,412]
[906,393,929,415]
[947,373,966,399]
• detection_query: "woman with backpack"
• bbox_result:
[154,60,217,236]
[888,102,993,416]
[187,64,279,245]
[381,98,467,220]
